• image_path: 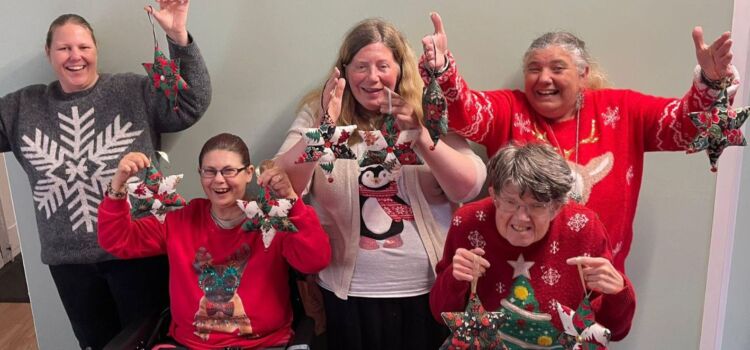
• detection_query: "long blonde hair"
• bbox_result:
[299,18,424,137]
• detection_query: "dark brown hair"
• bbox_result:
[198,133,251,168]
[46,14,96,50]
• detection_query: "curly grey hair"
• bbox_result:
[522,31,609,89]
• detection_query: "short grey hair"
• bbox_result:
[487,143,573,204]
[523,31,590,76]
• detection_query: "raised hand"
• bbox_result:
[322,68,346,124]
[257,160,298,201]
[421,12,448,71]
[692,26,733,81]
[112,152,151,191]
[452,247,491,282]
[567,256,625,295]
[381,88,420,130]
[147,0,190,46]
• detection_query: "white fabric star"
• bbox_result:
[507,254,535,279]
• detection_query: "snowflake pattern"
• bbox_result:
[21,107,143,232]
[468,230,486,249]
[547,298,559,313]
[626,166,634,186]
[602,106,621,128]
[567,213,589,232]
[513,113,532,134]
[452,215,462,227]
[541,266,561,286]
[549,241,560,254]
[613,241,623,257]
[495,281,505,295]
[475,210,487,222]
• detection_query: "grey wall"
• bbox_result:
[0,1,736,349]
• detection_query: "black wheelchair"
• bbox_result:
[104,269,321,350]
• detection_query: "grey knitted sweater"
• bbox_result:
[0,35,211,265]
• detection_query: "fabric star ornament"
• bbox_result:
[358,115,422,178]
[440,291,508,350]
[686,86,749,172]
[237,186,298,249]
[496,255,561,349]
[295,117,357,183]
[143,47,188,111]
[127,165,187,223]
[555,298,610,350]
[422,49,449,150]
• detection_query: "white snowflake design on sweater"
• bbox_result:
[496,281,505,295]
[541,266,561,286]
[602,106,620,128]
[547,298,559,313]
[550,241,560,254]
[468,230,486,249]
[513,113,532,135]
[626,166,634,186]
[475,210,487,222]
[567,213,589,232]
[452,215,462,227]
[21,106,143,232]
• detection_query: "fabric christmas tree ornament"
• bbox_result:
[440,257,508,350]
[555,299,610,350]
[422,38,449,150]
[358,114,422,179]
[295,116,357,183]
[142,9,188,111]
[237,186,298,249]
[127,164,187,223]
[686,85,749,172]
[496,254,562,349]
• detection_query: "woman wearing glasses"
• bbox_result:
[431,143,635,347]
[97,133,331,349]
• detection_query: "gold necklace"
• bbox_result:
[542,100,584,203]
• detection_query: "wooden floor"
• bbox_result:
[0,303,38,350]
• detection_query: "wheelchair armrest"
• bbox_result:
[104,307,170,350]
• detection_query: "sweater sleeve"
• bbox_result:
[429,212,471,323]
[97,196,168,258]
[638,65,740,151]
[586,215,636,341]
[146,33,212,133]
[419,51,515,153]
[280,199,331,274]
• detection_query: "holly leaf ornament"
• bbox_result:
[440,292,508,350]
[236,186,298,249]
[358,115,422,178]
[127,165,187,223]
[143,46,188,111]
[295,115,357,183]
[555,299,611,350]
[422,63,448,150]
[686,86,749,172]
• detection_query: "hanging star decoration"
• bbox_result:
[359,114,422,179]
[686,85,749,172]
[142,8,188,111]
[237,186,298,249]
[495,255,561,349]
[422,37,448,150]
[555,299,611,350]
[295,113,357,183]
[440,257,508,350]
[126,154,187,223]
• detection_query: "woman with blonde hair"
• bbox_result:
[276,18,486,349]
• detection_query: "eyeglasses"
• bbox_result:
[494,196,553,217]
[199,166,249,179]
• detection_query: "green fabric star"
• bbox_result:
[143,46,188,111]
[440,292,508,350]
[422,66,448,150]
[295,116,357,183]
[555,298,611,350]
[359,115,422,176]
[687,87,749,172]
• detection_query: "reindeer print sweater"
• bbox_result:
[420,52,740,271]
[98,197,331,350]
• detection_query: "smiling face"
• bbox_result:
[46,23,99,93]
[199,150,253,218]
[523,45,588,121]
[489,184,562,247]
[345,42,400,112]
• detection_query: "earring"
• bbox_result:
[575,91,584,111]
